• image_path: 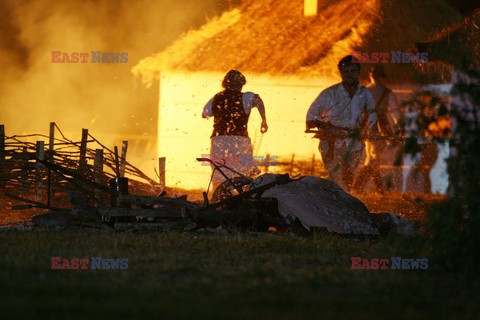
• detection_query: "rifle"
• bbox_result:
[305,127,406,142]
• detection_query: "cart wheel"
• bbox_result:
[212,176,252,202]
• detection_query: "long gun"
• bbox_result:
[305,128,406,141]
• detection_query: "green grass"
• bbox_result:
[0,231,478,320]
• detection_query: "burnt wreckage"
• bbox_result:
[0,125,414,236]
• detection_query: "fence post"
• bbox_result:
[79,128,88,168]
[35,141,45,202]
[47,122,55,207]
[119,140,128,178]
[158,157,166,188]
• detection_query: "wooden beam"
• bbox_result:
[47,123,55,207]
[36,141,45,201]
[79,128,88,167]
[36,141,45,161]
[119,140,128,178]
[158,157,166,187]
[49,122,55,152]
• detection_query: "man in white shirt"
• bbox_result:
[306,55,377,191]
[202,70,268,186]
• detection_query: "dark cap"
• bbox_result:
[337,55,361,71]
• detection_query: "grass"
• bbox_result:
[1,230,479,320]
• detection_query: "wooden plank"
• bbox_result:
[79,128,88,167]
[47,122,55,206]
[49,122,55,152]
[35,141,45,201]
[114,146,120,177]
[36,141,45,161]
[118,194,199,211]
[119,141,128,178]
[158,157,166,187]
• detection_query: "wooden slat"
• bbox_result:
[79,128,88,167]
[120,141,128,178]
[158,157,166,187]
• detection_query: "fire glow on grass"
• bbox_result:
[158,71,336,189]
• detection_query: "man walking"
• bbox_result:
[306,55,377,191]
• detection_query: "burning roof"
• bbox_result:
[134,0,462,86]
[414,9,480,71]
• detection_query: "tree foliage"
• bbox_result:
[411,69,480,278]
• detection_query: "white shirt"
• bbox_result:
[306,83,377,130]
[202,91,261,118]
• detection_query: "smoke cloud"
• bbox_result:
[0,0,235,177]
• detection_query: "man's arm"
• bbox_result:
[306,90,330,129]
[202,98,213,119]
[252,94,268,133]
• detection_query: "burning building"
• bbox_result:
[133,0,461,190]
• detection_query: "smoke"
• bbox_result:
[0,0,234,177]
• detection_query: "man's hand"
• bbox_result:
[261,120,268,134]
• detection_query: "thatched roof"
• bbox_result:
[414,9,480,72]
[134,0,462,85]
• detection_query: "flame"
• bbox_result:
[0,0,234,182]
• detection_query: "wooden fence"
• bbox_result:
[0,123,163,212]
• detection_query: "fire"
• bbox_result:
[1,0,232,184]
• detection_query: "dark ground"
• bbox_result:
[1,190,477,319]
